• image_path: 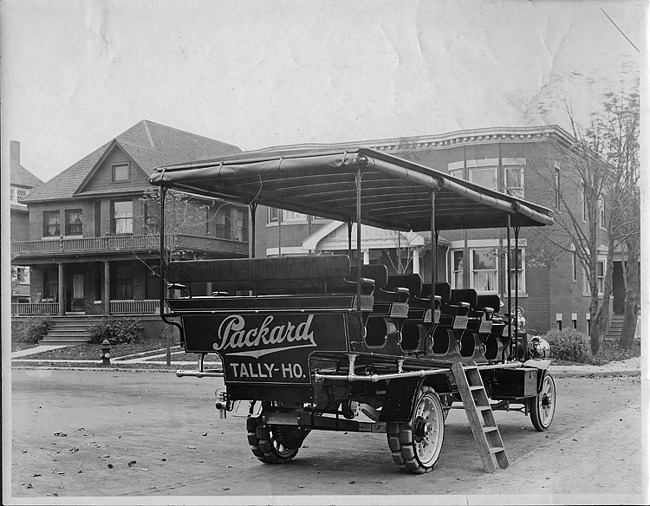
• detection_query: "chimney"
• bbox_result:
[10,140,20,165]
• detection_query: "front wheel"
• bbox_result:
[529,373,556,431]
[387,385,445,474]
[246,415,309,464]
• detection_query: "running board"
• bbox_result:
[291,412,386,433]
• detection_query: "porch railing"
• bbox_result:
[11,234,248,257]
[109,299,160,314]
[11,303,59,316]
[11,300,160,316]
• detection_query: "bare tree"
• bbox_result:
[383,231,430,275]
[529,86,640,354]
[136,187,218,280]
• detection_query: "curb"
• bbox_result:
[11,363,640,378]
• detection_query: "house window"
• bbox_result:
[216,206,232,239]
[267,207,280,223]
[234,208,248,241]
[72,273,84,299]
[12,266,30,285]
[94,267,103,302]
[145,264,160,299]
[571,245,577,282]
[469,167,497,190]
[449,167,464,179]
[597,260,605,294]
[112,200,133,234]
[472,247,498,292]
[508,248,526,293]
[505,166,524,198]
[112,163,130,182]
[582,260,605,295]
[65,209,83,236]
[94,202,102,237]
[43,269,58,301]
[452,250,464,288]
[111,264,133,299]
[598,195,606,230]
[283,210,308,222]
[43,211,61,237]
[144,201,161,234]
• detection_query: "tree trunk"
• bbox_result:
[619,291,639,349]
[619,241,640,349]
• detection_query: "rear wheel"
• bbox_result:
[246,415,310,464]
[387,385,445,474]
[529,374,556,431]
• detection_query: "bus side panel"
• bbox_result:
[181,312,350,385]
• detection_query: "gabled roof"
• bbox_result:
[22,120,240,203]
[10,161,44,189]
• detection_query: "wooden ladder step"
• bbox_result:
[490,447,505,454]
[483,426,499,433]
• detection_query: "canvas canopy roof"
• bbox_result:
[149,147,553,232]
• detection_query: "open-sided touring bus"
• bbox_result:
[149,147,556,474]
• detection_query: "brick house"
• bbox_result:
[11,120,248,329]
[252,125,621,336]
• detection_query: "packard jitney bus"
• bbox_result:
[149,146,556,474]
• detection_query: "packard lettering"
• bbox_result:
[213,314,317,355]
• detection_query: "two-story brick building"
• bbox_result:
[10,141,44,303]
[11,120,249,331]
[251,125,622,336]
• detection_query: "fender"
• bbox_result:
[379,374,452,423]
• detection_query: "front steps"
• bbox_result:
[38,316,98,345]
[606,315,624,341]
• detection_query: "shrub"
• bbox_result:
[542,328,592,363]
[12,316,52,344]
[90,318,145,345]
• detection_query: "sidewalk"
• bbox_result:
[10,345,642,376]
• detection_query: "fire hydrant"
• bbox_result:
[101,339,111,366]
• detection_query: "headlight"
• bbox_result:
[528,336,550,359]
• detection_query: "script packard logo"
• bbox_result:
[212,314,317,358]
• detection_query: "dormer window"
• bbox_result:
[112,163,130,182]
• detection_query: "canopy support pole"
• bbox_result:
[347,219,353,259]
[248,201,257,259]
[506,214,512,361]
[430,190,438,312]
[158,185,184,343]
[513,225,523,359]
[355,167,363,314]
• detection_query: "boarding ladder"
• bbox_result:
[451,361,509,473]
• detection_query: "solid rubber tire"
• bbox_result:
[386,385,445,474]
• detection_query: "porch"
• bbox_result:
[11,233,248,258]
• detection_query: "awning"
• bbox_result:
[149,147,553,232]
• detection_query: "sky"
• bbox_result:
[0,0,645,183]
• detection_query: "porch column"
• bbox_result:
[412,247,420,275]
[58,263,64,316]
[104,261,111,315]
[363,249,370,265]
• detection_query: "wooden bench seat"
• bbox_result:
[167,255,354,295]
